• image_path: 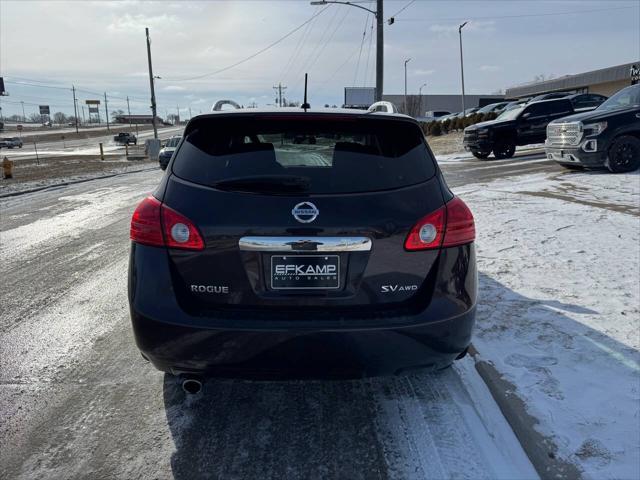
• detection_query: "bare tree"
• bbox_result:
[406,96,422,118]
[53,112,67,125]
[28,112,42,123]
[111,109,125,121]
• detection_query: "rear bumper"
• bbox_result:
[545,145,607,167]
[128,244,477,378]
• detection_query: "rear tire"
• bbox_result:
[471,150,491,160]
[607,135,640,173]
[493,143,516,159]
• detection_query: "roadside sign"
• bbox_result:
[88,106,99,113]
[39,105,50,115]
[86,99,101,105]
[17,124,23,131]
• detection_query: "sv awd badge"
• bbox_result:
[381,284,418,293]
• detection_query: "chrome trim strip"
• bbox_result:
[239,236,372,252]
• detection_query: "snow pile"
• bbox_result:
[457,170,640,479]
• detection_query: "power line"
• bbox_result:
[362,15,375,87]
[388,0,416,20]
[290,5,343,90]
[318,34,369,93]
[4,77,148,104]
[165,6,330,82]
[289,6,353,100]
[279,6,321,83]
[303,7,351,80]
[393,5,637,22]
[352,13,371,86]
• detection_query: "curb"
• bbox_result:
[468,345,582,480]
[0,166,159,199]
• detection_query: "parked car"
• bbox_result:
[545,84,640,173]
[476,102,509,115]
[504,100,529,111]
[0,137,23,149]
[463,98,574,159]
[424,110,451,122]
[158,136,181,170]
[566,93,608,112]
[114,132,137,145]
[528,92,572,103]
[438,113,459,122]
[128,108,477,382]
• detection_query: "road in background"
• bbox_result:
[1,126,183,162]
[0,154,565,479]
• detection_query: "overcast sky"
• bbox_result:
[1,0,639,118]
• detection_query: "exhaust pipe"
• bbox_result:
[181,377,203,395]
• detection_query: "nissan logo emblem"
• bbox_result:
[292,202,319,223]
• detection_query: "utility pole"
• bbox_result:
[189,106,192,120]
[72,85,79,133]
[404,58,411,114]
[146,27,158,139]
[459,21,468,114]
[104,92,110,131]
[273,83,287,107]
[376,0,383,101]
[20,101,26,122]
[127,95,137,135]
[82,105,86,126]
[176,104,180,124]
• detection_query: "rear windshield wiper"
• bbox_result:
[211,175,311,193]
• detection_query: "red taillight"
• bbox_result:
[442,197,475,247]
[130,196,164,247]
[404,206,446,251]
[404,197,475,251]
[130,196,204,250]
[161,204,205,250]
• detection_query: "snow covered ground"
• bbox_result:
[453,168,640,479]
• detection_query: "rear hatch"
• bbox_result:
[162,112,446,317]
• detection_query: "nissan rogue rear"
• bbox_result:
[128,108,477,378]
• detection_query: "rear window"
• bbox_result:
[172,115,436,194]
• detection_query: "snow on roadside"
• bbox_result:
[0,162,155,196]
[455,169,640,479]
[435,144,545,163]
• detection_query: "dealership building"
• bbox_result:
[505,61,639,99]
[343,87,504,115]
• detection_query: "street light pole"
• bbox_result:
[419,82,427,114]
[310,0,383,101]
[404,58,411,114]
[458,21,468,114]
